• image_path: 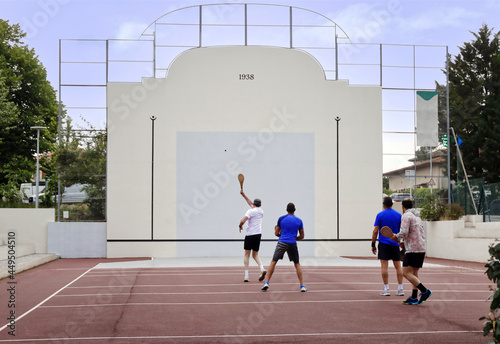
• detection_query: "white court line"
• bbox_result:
[82,271,483,277]
[0,330,483,343]
[39,299,487,308]
[0,265,96,333]
[53,289,491,297]
[0,331,483,343]
[65,281,490,289]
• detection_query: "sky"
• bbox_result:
[2,0,500,173]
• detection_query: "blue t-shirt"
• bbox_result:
[277,214,303,244]
[374,208,401,246]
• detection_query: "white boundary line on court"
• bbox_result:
[39,299,486,308]
[0,265,97,333]
[0,330,483,342]
[64,281,489,289]
[52,289,490,297]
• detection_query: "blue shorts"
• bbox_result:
[272,241,299,264]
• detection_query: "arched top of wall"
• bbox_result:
[137,3,350,79]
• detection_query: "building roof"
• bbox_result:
[383,157,446,176]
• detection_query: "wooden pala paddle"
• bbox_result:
[238,174,244,190]
[380,226,395,240]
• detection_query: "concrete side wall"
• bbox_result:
[0,208,54,253]
[48,222,107,258]
[425,220,494,263]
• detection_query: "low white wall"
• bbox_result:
[0,208,54,253]
[425,220,496,263]
[48,222,107,258]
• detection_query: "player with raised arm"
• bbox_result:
[239,190,266,282]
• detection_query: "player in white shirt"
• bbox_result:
[239,191,266,282]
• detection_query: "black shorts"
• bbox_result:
[403,252,425,268]
[378,242,401,261]
[244,234,262,251]
[272,241,300,264]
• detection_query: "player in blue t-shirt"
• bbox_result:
[261,202,307,292]
[372,196,404,296]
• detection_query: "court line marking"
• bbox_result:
[39,299,487,308]
[82,271,484,277]
[0,265,97,333]
[53,289,491,297]
[65,281,490,289]
[0,330,483,342]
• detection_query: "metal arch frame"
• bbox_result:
[140,3,350,79]
[139,3,351,40]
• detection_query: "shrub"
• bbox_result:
[420,193,446,221]
[0,182,22,202]
[481,243,500,342]
[420,193,464,221]
[443,203,464,220]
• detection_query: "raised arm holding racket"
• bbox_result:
[238,175,266,283]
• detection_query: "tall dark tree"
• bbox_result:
[447,24,500,183]
[0,20,58,186]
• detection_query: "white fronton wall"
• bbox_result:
[107,46,382,258]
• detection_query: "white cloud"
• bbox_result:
[114,21,150,40]
[394,5,481,33]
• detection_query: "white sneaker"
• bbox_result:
[396,288,404,296]
[380,289,390,296]
[300,285,307,292]
[244,276,249,282]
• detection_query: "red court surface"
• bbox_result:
[0,257,491,343]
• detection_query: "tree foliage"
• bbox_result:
[448,24,500,183]
[0,20,59,186]
[481,243,500,342]
[54,118,107,220]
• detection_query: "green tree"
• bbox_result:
[0,20,58,187]
[55,118,106,220]
[447,24,500,183]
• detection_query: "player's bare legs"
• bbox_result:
[403,266,421,289]
[380,260,389,284]
[393,260,403,284]
[243,250,251,281]
[264,260,277,283]
[294,263,304,285]
[244,250,251,268]
[252,250,263,267]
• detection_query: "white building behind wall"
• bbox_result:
[106,45,382,258]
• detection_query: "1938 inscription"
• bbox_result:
[239,74,254,80]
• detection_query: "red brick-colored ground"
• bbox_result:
[0,257,489,343]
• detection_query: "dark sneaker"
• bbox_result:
[418,289,432,305]
[261,282,269,291]
[259,270,267,281]
[402,296,418,305]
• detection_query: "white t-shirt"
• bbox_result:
[244,207,264,236]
